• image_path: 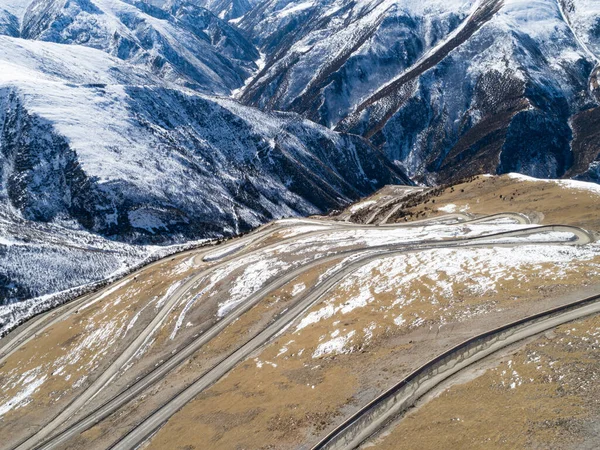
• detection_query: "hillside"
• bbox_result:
[2,0,600,310]
[0,32,408,306]
[1,174,600,449]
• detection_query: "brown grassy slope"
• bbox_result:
[380,174,600,230]
[369,313,600,450]
[144,247,600,450]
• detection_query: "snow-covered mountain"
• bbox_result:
[0,29,408,305]
[2,0,259,93]
[193,0,253,20]
[2,0,600,308]
[238,0,600,183]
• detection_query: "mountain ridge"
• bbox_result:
[0,29,408,305]
[237,0,600,184]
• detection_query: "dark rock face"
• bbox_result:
[0,10,19,37]
[1,93,100,229]
[239,0,469,129]
[568,106,600,179]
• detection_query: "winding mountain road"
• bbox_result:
[107,224,592,450]
[0,212,500,372]
[314,291,600,450]
[5,213,592,450]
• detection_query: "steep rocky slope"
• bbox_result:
[239,0,600,184]
[193,0,253,20]
[1,0,259,93]
[0,33,408,305]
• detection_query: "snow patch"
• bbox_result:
[349,200,376,213]
[291,283,306,296]
[312,330,356,358]
[0,372,47,417]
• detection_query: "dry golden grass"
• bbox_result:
[198,259,344,360]
[68,260,344,450]
[390,174,600,230]
[370,314,600,450]
[145,246,600,450]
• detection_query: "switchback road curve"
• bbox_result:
[107,225,592,450]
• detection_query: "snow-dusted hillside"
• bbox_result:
[0,205,210,331]
[1,0,259,93]
[238,0,600,184]
[196,0,252,19]
[239,0,474,124]
[0,33,408,305]
[2,0,600,310]
[561,0,600,58]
